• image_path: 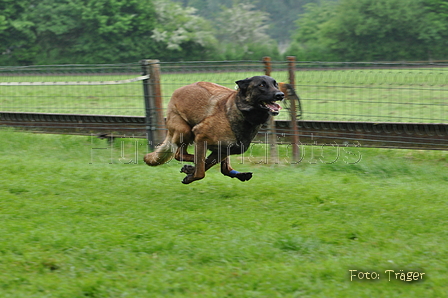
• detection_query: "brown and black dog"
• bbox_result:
[144,75,284,184]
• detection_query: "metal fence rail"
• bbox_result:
[2,112,447,150]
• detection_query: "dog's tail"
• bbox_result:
[144,135,177,166]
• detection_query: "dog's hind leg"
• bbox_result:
[146,112,193,167]
[172,127,197,176]
[166,113,195,164]
[175,145,194,163]
[220,157,253,182]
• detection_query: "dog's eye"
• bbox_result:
[259,83,265,87]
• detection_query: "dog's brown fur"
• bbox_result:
[144,75,284,184]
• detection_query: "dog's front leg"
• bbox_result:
[182,140,207,184]
[221,157,253,182]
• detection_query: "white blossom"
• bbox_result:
[151,0,215,51]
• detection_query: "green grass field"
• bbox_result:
[1,128,447,297]
[1,68,447,122]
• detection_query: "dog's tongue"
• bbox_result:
[266,102,282,113]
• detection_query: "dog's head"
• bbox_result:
[235,76,284,116]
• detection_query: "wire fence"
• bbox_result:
[0,60,447,123]
[292,61,448,123]
[0,63,145,116]
[155,60,448,123]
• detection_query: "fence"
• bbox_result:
[0,63,145,116]
[2,60,447,122]
[1,59,447,150]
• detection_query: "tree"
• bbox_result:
[213,2,280,60]
[150,0,217,60]
[288,0,448,61]
[0,0,160,65]
[285,1,338,61]
[216,3,270,47]
[0,0,216,65]
[0,0,40,65]
[72,0,158,63]
[173,0,322,43]
[27,0,85,64]
[420,0,448,60]
[320,0,431,61]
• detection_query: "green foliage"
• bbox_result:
[0,0,37,65]
[29,0,85,64]
[294,1,337,45]
[285,1,339,61]
[322,0,432,61]
[3,0,448,64]
[0,0,158,65]
[150,0,217,60]
[0,0,310,65]
[425,0,448,17]
[212,2,281,60]
[212,42,281,61]
[74,0,155,63]
[215,3,271,47]
[289,0,448,61]
[151,0,215,50]
[0,0,218,65]
[174,0,321,43]
[420,0,448,59]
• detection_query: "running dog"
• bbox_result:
[144,75,284,184]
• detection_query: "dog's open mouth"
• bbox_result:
[261,101,282,116]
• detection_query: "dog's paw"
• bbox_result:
[182,174,194,184]
[235,172,253,182]
[180,165,195,175]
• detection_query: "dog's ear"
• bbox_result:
[235,78,254,111]
[235,78,252,97]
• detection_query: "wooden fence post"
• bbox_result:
[141,59,165,150]
[287,56,300,162]
[263,56,278,164]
